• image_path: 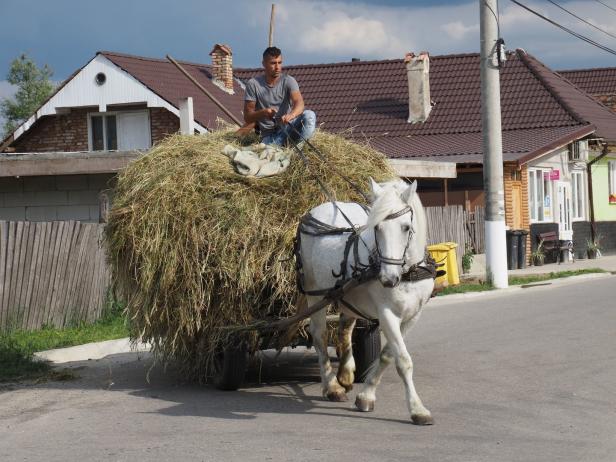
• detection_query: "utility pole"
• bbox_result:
[269,4,276,47]
[480,0,508,288]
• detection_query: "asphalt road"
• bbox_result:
[1,276,615,462]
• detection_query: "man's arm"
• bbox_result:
[243,100,276,124]
[281,90,304,124]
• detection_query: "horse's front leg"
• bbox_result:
[355,315,416,412]
[336,312,356,392]
[377,309,432,425]
[308,297,348,401]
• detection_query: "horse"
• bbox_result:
[297,178,434,425]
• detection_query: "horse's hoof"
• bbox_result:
[411,413,434,425]
[326,390,348,402]
[355,396,375,412]
[339,381,353,392]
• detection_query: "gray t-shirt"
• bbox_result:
[244,74,300,135]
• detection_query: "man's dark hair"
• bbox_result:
[263,47,282,60]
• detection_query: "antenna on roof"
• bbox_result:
[269,4,276,47]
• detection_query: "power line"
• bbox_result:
[510,0,616,57]
[594,0,616,14]
[545,0,616,40]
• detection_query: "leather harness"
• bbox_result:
[294,205,443,321]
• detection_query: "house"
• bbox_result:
[559,67,616,250]
[0,45,455,224]
[235,50,616,258]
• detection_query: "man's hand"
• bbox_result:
[281,113,297,124]
[263,108,277,119]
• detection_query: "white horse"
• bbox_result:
[298,178,434,425]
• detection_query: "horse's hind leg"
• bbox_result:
[379,309,432,425]
[308,297,348,401]
[336,313,356,392]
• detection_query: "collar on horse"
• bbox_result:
[294,205,441,321]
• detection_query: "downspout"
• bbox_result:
[586,142,609,243]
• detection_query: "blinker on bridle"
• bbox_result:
[375,205,414,267]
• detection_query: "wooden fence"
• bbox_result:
[425,205,486,272]
[0,221,110,332]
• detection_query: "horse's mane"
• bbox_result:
[366,180,428,254]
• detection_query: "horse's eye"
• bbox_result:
[402,224,410,233]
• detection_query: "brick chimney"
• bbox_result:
[209,44,234,93]
[405,52,432,124]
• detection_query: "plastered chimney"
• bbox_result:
[209,44,234,93]
[405,52,432,124]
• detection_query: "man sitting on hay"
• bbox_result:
[243,46,316,149]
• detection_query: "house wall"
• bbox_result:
[589,155,616,221]
[0,174,115,222]
[12,108,90,152]
[11,107,179,153]
[504,163,531,264]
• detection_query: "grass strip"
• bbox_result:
[0,306,128,383]
[436,268,606,297]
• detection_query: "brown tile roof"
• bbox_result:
[236,49,616,162]
[99,51,244,129]
[559,67,616,95]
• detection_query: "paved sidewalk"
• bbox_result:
[466,253,616,279]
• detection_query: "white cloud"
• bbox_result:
[441,21,479,40]
[299,15,404,56]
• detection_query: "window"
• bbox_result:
[88,111,150,151]
[609,161,616,205]
[571,171,585,220]
[528,168,553,222]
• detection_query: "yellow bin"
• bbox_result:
[428,242,460,286]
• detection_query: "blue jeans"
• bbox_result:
[261,110,316,147]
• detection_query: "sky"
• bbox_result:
[1,0,616,105]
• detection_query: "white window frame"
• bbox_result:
[571,170,586,220]
[87,109,151,151]
[609,160,616,204]
[528,167,554,223]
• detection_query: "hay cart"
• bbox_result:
[212,315,381,391]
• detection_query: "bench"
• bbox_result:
[537,231,574,264]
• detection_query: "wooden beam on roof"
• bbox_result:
[388,158,457,179]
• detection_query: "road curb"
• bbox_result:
[430,271,614,306]
[34,338,151,364]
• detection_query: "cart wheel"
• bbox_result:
[352,320,381,383]
[212,344,249,391]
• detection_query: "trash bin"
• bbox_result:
[517,230,529,269]
[427,242,460,286]
[506,230,519,270]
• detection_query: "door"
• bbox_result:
[117,111,151,150]
[556,182,572,240]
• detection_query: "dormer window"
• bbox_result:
[88,110,151,151]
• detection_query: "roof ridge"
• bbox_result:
[559,66,616,73]
[98,51,211,69]
[516,49,588,126]
[235,51,481,73]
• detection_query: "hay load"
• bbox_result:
[105,129,396,380]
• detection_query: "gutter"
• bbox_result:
[516,125,595,166]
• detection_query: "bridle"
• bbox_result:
[374,205,414,268]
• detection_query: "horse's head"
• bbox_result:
[367,178,426,288]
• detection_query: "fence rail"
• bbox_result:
[0,221,110,332]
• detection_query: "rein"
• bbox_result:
[295,203,437,321]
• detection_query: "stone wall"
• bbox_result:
[0,174,115,222]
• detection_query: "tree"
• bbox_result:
[1,54,55,137]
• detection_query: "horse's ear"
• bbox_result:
[402,180,417,204]
[370,178,383,196]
